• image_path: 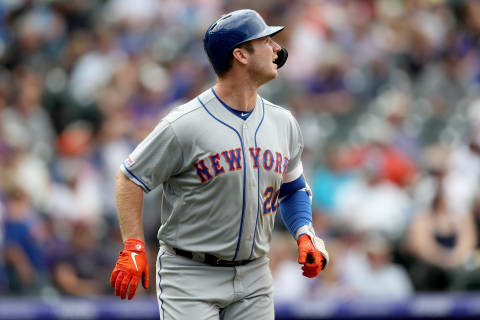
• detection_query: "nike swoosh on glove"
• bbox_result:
[110,238,149,299]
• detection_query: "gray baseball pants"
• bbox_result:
[155,243,274,320]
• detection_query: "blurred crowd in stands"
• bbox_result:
[2,0,480,303]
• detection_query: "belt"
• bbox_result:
[173,248,253,267]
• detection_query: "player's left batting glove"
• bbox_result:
[296,224,330,278]
[110,238,149,299]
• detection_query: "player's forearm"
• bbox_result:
[279,175,313,238]
[114,170,145,242]
[279,190,312,238]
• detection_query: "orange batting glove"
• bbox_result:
[110,238,149,300]
[296,225,329,278]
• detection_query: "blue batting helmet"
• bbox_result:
[203,9,288,75]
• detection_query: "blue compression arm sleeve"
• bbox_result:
[279,176,312,238]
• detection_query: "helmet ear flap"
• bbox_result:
[274,47,288,69]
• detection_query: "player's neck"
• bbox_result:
[213,79,258,112]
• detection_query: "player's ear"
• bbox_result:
[232,47,249,66]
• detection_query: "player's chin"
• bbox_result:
[268,64,278,78]
[258,64,277,83]
[263,72,276,83]
[270,69,278,79]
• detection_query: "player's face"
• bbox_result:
[248,36,282,85]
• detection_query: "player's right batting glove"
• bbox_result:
[110,238,149,299]
[296,225,330,278]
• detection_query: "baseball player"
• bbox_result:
[110,9,329,320]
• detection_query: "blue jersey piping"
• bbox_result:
[157,251,166,320]
[249,98,265,259]
[122,163,151,192]
[197,95,247,262]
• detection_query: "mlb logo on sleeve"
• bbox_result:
[126,156,135,166]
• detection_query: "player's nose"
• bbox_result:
[271,40,281,52]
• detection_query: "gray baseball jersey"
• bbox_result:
[121,88,304,261]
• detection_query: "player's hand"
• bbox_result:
[296,234,329,278]
[110,238,149,299]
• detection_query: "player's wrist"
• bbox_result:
[124,238,146,252]
[295,224,314,240]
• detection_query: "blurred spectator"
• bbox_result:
[338,231,414,300]
[442,126,480,215]
[311,143,354,215]
[45,159,103,224]
[4,185,49,295]
[104,0,161,31]
[270,232,311,301]
[51,220,111,296]
[346,117,417,188]
[126,58,173,139]
[1,144,50,209]
[0,196,5,294]
[2,68,55,160]
[0,71,10,163]
[68,24,126,105]
[404,169,477,291]
[451,192,480,291]
[379,90,422,163]
[310,237,351,300]
[300,61,354,116]
[2,3,66,72]
[334,145,413,241]
[95,87,133,220]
